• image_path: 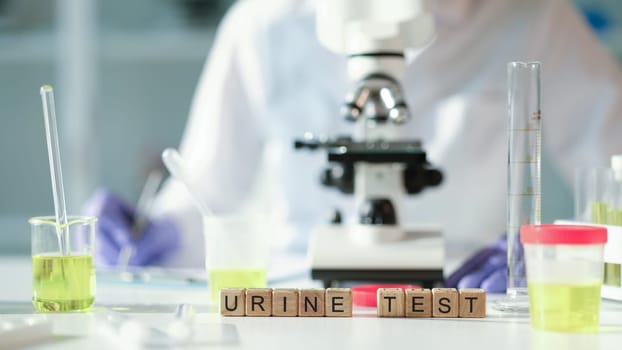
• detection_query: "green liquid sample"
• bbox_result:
[607,208,622,226]
[604,263,621,287]
[32,255,95,312]
[208,268,267,303]
[591,201,609,224]
[589,201,622,226]
[528,282,601,333]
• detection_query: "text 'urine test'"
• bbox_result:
[220,288,486,318]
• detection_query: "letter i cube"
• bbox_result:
[273,289,299,317]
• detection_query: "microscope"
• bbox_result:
[294,0,445,288]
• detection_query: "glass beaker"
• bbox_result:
[30,216,96,312]
[203,215,269,304]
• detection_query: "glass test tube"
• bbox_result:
[608,156,622,226]
[574,168,613,224]
[506,62,542,300]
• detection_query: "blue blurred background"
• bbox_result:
[0,0,620,254]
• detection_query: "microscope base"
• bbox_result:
[308,225,445,288]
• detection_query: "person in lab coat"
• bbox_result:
[84,0,622,292]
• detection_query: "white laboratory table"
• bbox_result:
[2,255,622,350]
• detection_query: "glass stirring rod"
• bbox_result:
[40,85,70,256]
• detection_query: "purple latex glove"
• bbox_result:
[445,235,510,293]
[82,189,180,267]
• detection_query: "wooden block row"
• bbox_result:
[221,287,486,318]
[221,288,352,317]
[377,288,485,318]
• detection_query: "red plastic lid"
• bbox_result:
[352,284,420,307]
[520,224,607,245]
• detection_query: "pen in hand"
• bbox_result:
[118,170,164,272]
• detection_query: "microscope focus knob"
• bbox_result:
[330,209,342,224]
[389,104,409,124]
[403,166,443,194]
[359,198,397,225]
[320,164,354,194]
[426,168,443,187]
[341,103,361,122]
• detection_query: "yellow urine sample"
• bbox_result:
[591,201,609,224]
[32,255,95,312]
[607,208,622,226]
[528,282,601,332]
[208,268,267,303]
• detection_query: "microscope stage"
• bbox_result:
[308,225,445,287]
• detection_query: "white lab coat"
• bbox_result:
[153,0,622,267]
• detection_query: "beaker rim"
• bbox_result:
[28,216,98,227]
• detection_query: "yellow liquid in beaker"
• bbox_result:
[528,282,601,332]
[32,255,95,312]
[208,268,267,303]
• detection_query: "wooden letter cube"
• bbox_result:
[298,289,325,317]
[272,289,299,317]
[325,288,352,317]
[405,288,431,318]
[245,288,272,316]
[432,288,459,318]
[459,288,486,318]
[377,288,404,317]
[220,288,246,316]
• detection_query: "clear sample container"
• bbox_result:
[30,216,97,312]
[521,224,607,332]
[203,215,269,303]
